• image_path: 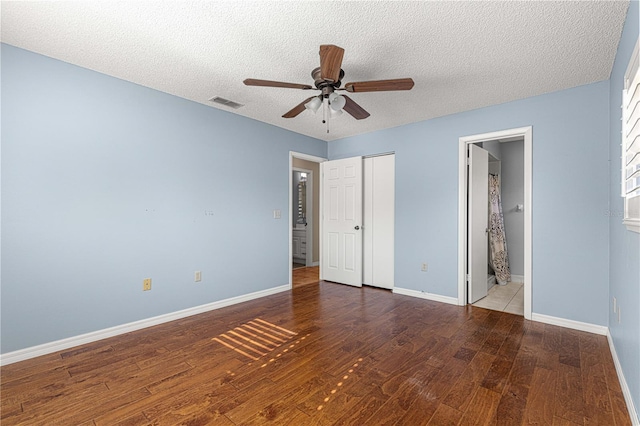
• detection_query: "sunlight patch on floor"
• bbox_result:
[212,318,298,361]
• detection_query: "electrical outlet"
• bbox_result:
[613,297,617,313]
[143,278,152,291]
[421,263,428,272]
[195,271,202,282]
[273,209,281,219]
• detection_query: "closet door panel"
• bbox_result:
[363,155,395,289]
[363,158,374,285]
[371,155,395,289]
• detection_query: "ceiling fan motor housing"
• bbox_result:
[312,67,344,92]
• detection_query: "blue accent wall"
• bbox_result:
[330,81,611,327]
[1,44,326,353]
[609,0,639,417]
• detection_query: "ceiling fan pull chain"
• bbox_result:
[321,97,328,133]
[322,98,326,124]
[326,99,330,133]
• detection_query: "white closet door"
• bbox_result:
[363,159,374,285]
[321,156,363,287]
[363,155,395,289]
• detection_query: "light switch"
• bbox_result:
[273,209,281,219]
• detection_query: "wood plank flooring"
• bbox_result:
[1,281,631,425]
[292,266,319,288]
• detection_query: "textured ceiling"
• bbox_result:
[0,1,630,142]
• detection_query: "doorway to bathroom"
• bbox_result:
[458,127,532,319]
[290,152,325,288]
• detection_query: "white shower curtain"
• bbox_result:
[488,174,511,285]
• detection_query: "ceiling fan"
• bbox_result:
[244,45,414,125]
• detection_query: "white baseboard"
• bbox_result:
[510,274,525,283]
[312,261,320,267]
[531,313,608,335]
[393,287,459,305]
[0,285,290,366]
[607,330,640,425]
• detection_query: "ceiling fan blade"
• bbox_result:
[342,95,370,120]
[319,45,345,83]
[282,97,317,118]
[344,78,414,93]
[244,79,313,90]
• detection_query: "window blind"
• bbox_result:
[622,39,640,231]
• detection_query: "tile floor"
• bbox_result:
[472,281,524,315]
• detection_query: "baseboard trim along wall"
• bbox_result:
[607,331,640,425]
[392,287,459,305]
[0,285,290,366]
[530,313,608,335]
[510,274,525,283]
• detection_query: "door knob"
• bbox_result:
[354,226,360,230]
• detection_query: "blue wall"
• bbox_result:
[329,81,611,326]
[1,44,326,353]
[609,0,639,417]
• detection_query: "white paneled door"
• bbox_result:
[321,156,363,287]
[468,144,489,303]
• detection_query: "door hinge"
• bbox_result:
[466,274,470,282]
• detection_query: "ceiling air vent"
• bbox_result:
[209,96,244,109]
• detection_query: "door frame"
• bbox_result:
[289,152,327,288]
[457,126,532,320]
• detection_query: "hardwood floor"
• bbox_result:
[292,266,319,288]
[1,281,631,425]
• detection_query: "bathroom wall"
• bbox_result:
[482,140,502,161]
[500,141,525,276]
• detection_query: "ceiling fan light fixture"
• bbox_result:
[328,93,346,111]
[305,96,322,113]
[330,108,343,117]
